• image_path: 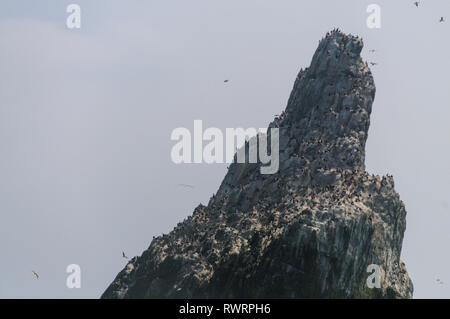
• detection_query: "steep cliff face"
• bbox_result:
[102,30,413,299]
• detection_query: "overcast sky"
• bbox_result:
[0,0,449,298]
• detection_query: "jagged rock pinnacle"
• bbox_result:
[102,31,413,299]
[281,30,374,170]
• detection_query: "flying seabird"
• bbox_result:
[436,278,444,285]
[439,17,445,23]
[122,251,128,259]
[414,2,419,7]
[369,49,376,53]
[370,62,378,66]
[224,79,229,83]
[177,184,195,189]
[32,271,39,279]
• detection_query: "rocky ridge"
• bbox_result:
[102,30,413,299]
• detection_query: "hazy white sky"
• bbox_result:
[0,0,449,298]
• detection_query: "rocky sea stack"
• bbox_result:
[102,30,413,299]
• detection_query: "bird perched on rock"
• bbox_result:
[122,252,128,259]
[32,271,39,279]
[414,1,419,8]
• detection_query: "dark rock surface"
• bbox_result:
[102,30,413,299]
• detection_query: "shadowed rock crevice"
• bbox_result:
[101,30,413,299]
